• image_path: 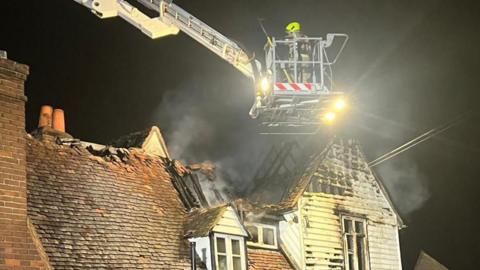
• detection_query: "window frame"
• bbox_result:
[245,223,278,249]
[213,233,247,270]
[341,216,370,270]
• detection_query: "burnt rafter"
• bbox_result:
[166,160,201,210]
[189,174,209,207]
[253,141,305,183]
[250,140,314,200]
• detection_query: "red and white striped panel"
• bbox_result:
[273,82,318,93]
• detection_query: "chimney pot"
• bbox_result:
[52,109,65,132]
[38,105,53,128]
[0,50,6,59]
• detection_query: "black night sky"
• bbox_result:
[2,1,479,269]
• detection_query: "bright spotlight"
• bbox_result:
[334,98,346,111]
[260,77,270,94]
[323,111,336,123]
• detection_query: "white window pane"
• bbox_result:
[233,256,242,270]
[216,237,226,253]
[232,239,241,255]
[217,255,227,270]
[262,228,275,246]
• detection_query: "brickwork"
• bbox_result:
[0,57,46,269]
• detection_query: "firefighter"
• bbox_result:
[286,21,303,38]
[285,22,312,82]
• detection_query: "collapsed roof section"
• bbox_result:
[110,126,171,158]
[247,137,404,227]
[248,140,316,204]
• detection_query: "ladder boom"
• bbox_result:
[74,0,258,79]
[159,1,257,79]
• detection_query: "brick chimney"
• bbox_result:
[0,53,46,269]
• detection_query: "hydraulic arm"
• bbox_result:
[73,0,260,80]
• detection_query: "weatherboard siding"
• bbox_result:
[367,224,402,270]
[300,195,343,270]
[295,140,401,270]
[213,207,248,236]
[298,191,401,270]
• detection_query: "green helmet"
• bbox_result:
[286,22,301,33]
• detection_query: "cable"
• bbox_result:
[369,114,465,166]
[368,112,470,167]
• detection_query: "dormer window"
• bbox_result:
[185,206,248,270]
[214,234,246,270]
[245,223,277,249]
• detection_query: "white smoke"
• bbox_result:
[376,157,430,215]
[168,114,213,159]
[150,73,271,196]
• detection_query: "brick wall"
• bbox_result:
[0,57,46,269]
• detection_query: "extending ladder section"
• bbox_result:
[158,1,258,79]
[75,0,259,79]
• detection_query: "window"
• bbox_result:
[245,223,277,249]
[214,234,246,270]
[342,216,369,270]
[247,225,258,243]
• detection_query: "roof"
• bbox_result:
[109,127,151,148]
[184,205,228,237]
[184,204,247,238]
[248,248,293,270]
[277,140,333,209]
[110,126,170,158]
[26,134,193,269]
[414,251,449,270]
[249,137,404,226]
[248,141,313,204]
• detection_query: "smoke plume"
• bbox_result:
[150,72,271,196]
[376,157,430,215]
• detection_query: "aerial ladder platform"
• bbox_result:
[73,0,349,133]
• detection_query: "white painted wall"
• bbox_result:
[189,237,213,270]
[279,211,304,269]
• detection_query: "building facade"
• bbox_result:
[245,140,404,270]
[0,54,402,270]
